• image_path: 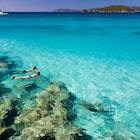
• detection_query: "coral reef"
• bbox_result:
[10,82,85,140]
[0,96,17,137]
[105,131,138,140]
[0,96,15,123]
[81,100,108,112]
[0,84,12,95]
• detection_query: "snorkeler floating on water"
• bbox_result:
[9,66,37,75]
[12,72,40,79]
[10,66,40,79]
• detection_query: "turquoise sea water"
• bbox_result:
[0,13,140,139]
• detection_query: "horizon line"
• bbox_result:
[4,4,140,12]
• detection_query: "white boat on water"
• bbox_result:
[0,11,8,15]
[0,0,8,16]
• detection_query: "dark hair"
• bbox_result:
[37,72,40,75]
[33,66,37,69]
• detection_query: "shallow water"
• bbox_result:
[0,13,140,139]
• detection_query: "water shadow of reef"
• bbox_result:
[0,55,18,97]
[0,56,17,82]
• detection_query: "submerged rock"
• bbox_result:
[12,82,85,140]
[0,96,15,121]
[82,100,108,112]
[0,84,12,95]
[0,96,18,137]
[105,131,136,140]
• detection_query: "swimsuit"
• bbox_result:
[22,70,27,73]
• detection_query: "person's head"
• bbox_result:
[33,66,37,70]
[37,72,40,76]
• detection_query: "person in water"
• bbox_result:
[9,66,37,75]
[12,72,40,79]
[22,66,37,73]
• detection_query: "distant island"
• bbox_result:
[53,5,140,13]
[53,8,79,12]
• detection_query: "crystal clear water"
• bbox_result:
[0,13,140,139]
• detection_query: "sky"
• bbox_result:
[1,0,140,12]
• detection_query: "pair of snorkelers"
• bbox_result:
[10,66,40,79]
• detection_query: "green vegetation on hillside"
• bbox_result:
[94,5,134,12]
[53,5,139,13]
